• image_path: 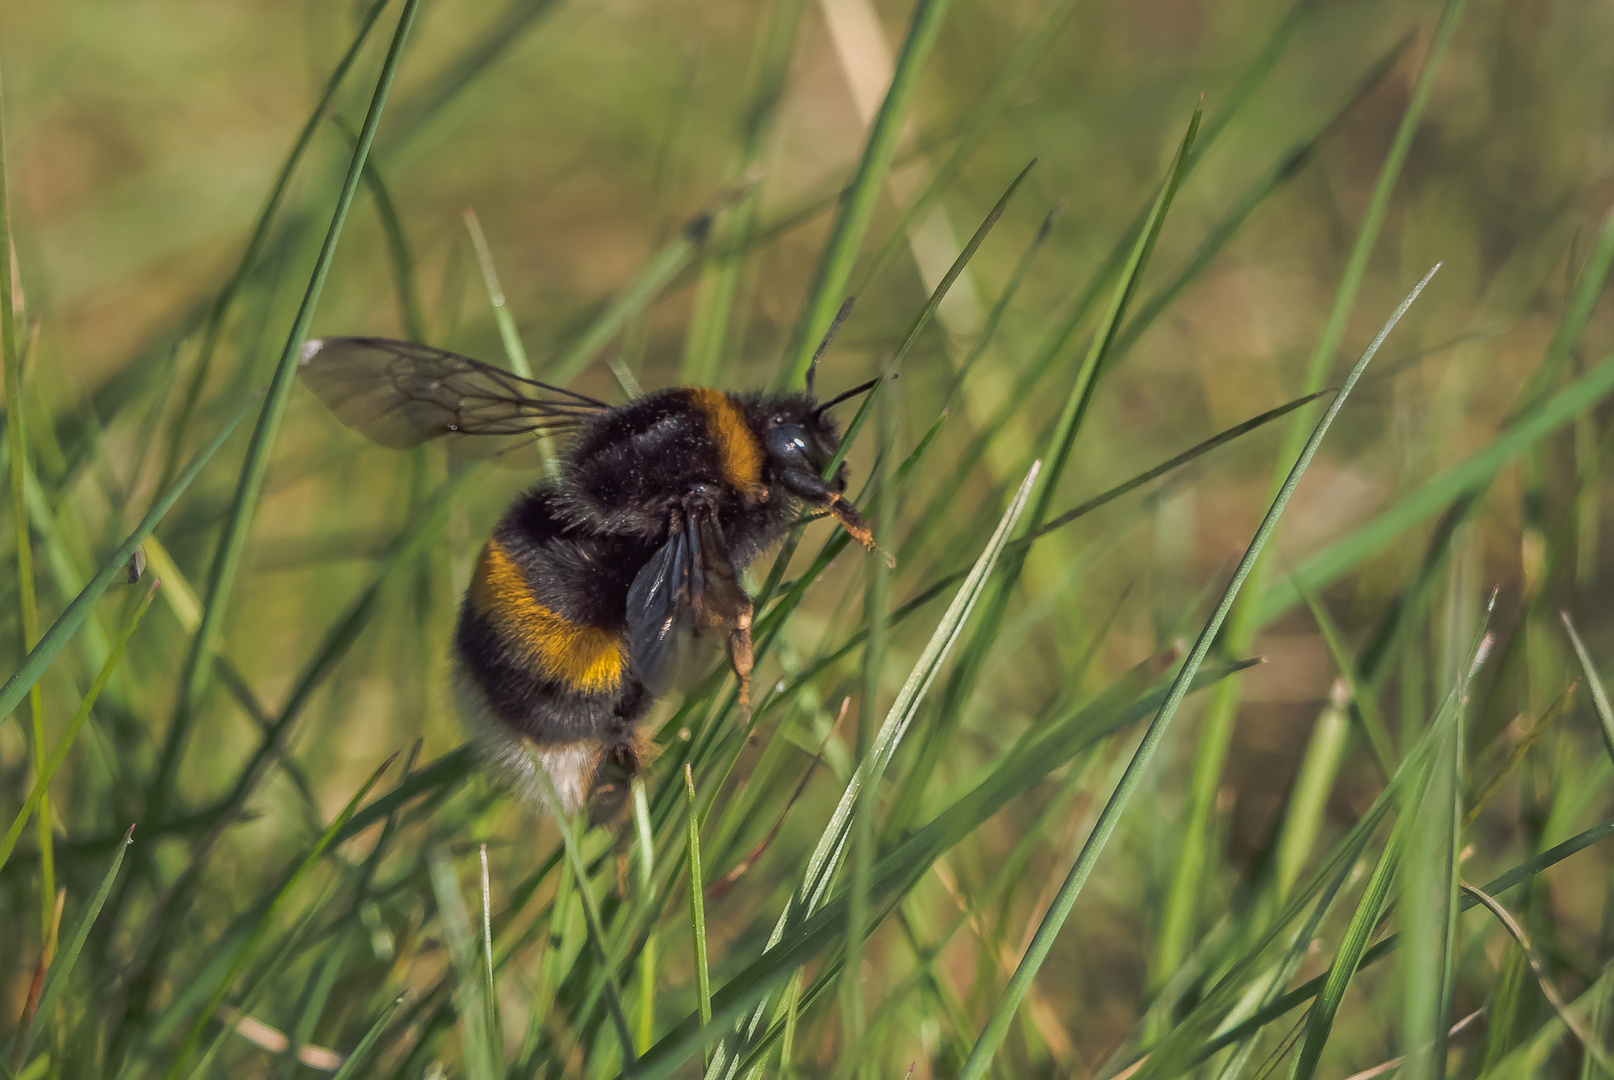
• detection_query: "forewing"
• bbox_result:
[626,524,700,698]
[625,510,752,698]
[297,336,606,459]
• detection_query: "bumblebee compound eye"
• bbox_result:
[765,423,811,464]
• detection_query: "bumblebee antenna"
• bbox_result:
[813,374,886,413]
[805,296,856,400]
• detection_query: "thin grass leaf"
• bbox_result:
[157,0,393,489]
[653,463,1039,1079]
[429,849,500,1080]
[0,66,53,935]
[1462,883,1614,1073]
[1259,353,1614,623]
[0,579,158,874]
[462,206,532,378]
[687,765,714,1067]
[1190,814,1614,1066]
[957,265,1440,1080]
[0,393,253,727]
[1560,612,1614,766]
[161,756,396,1080]
[522,746,639,1068]
[546,223,704,386]
[328,994,407,1080]
[779,0,957,388]
[149,0,423,824]
[1156,0,1467,987]
[8,825,133,1064]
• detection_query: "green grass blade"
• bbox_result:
[686,765,714,1066]
[428,848,500,1080]
[778,0,957,388]
[0,67,55,941]
[160,757,395,1080]
[956,264,1439,1080]
[0,579,158,874]
[1259,353,1614,623]
[463,206,532,378]
[522,746,639,1068]
[1155,0,1466,987]
[889,103,1200,836]
[328,994,406,1080]
[9,825,134,1064]
[0,393,253,728]
[1560,612,1614,765]
[156,0,393,489]
[149,0,424,816]
[1287,812,1410,1080]
[545,225,703,386]
[1188,815,1614,1066]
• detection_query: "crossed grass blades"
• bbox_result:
[5,0,1614,1076]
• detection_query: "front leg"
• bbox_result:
[778,467,886,562]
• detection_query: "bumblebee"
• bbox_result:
[296,330,879,820]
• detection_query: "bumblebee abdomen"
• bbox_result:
[453,487,654,744]
[467,539,627,693]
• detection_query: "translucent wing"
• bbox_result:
[625,505,753,701]
[297,336,608,459]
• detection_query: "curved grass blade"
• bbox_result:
[7,826,133,1064]
[1258,352,1614,623]
[0,580,158,874]
[955,264,1441,1080]
[779,0,957,388]
[149,0,424,822]
[160,756,396,1080]
[0,393,254,728]
[328,994,406,1080]
[156,0,394,490]
[679,463,1039,1078]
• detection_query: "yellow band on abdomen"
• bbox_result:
[469,540,626,693]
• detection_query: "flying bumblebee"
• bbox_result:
[297,321,880,820]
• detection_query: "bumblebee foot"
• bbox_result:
[828,494,894,567]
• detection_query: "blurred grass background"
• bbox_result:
[4,0,1614,1076]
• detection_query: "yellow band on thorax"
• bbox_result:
[686,388,765,500]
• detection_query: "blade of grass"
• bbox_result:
[147,0,423,823]
[0,393,253,727]
[156,0,393,490]
[545,220,706,386]
[428,849,499,1080]
[695,462,1040,1078]
[7,825,134,1064]
[890,102,1200,836]
[681,0,806,384]
[328,994,407,1080]
[522,747,638,1069]
[1155,0,1467,989]
[778,0,957,388]
[1189,814,1614,1067]
[0,65,53,937]
[957,264,1440,1080]
[1259,352,1614,623]
[686,765,714,1067]
[158,758,394,1079]
[1560,612,1614,765]
[462,207,532,378]
[0,579,158,874]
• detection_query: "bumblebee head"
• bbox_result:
[764,398,850,492]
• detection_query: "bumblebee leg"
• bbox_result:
[827,494,894,567]
[728,597,754,717]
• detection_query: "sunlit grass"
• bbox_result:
[4,0,1614,1077]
